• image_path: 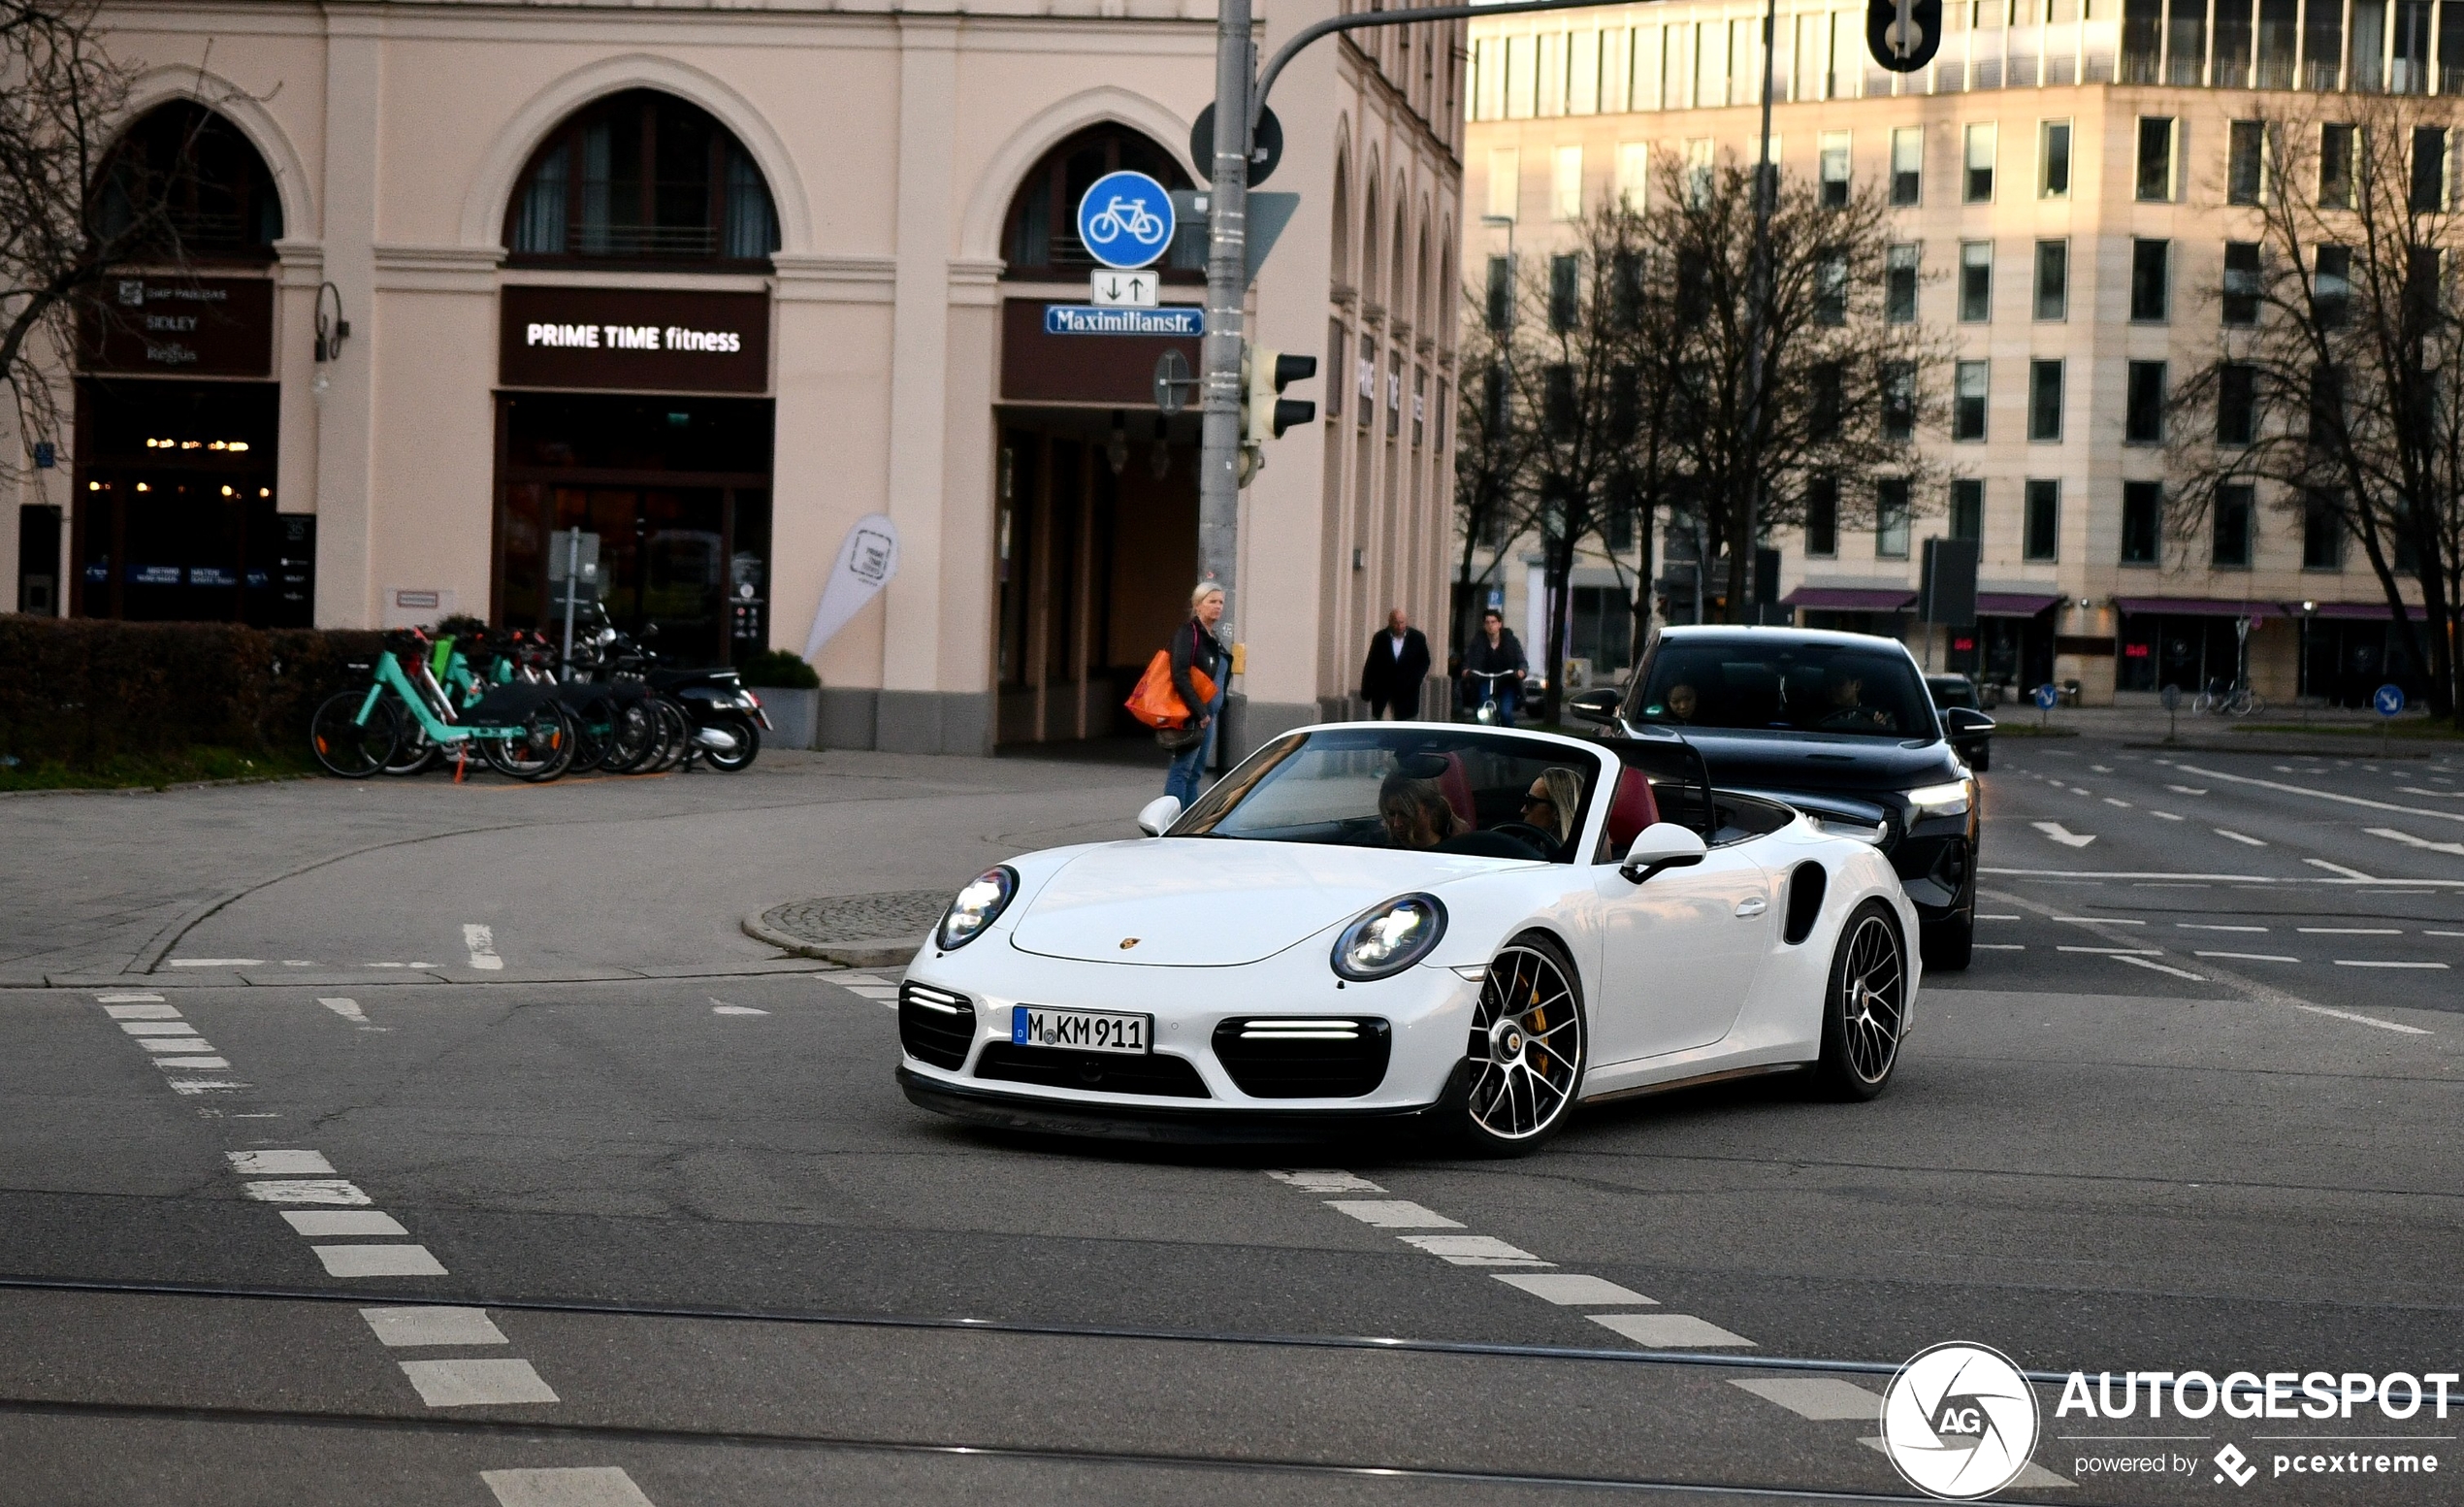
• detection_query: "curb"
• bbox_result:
[2123,740,2435,759]
[739,911,919,969]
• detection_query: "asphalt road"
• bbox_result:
[1,735,2457,1505]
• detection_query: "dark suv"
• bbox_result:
[1570,626,1992,969]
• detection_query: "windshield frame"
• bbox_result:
[1167,725,1614,864]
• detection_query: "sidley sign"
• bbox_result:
[80,277,274,377]
[499,286,768,394]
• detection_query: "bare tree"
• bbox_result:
[1451,275,1539,666]
[1642,149,1954,622]
[2164,96,2462,722]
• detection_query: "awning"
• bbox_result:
[2114,597,2284,619]
[2291,600,2426,621]
[1975,591,2062,617]
[1781,586,1918,610]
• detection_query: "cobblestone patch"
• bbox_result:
[758,891,950,948]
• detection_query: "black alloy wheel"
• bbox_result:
[1812,900,1907,1100]
[1458,934,1586,1155]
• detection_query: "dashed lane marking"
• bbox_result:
[2113,956,2208,981]
[1397,1233,1551,1266]
[2173,763,2464,826]
[314,1244,449,1278]
[2152,809,2185,821]
[2299,1004,2435,1034]
[319,997,373,1026]
[119,1022,198,1035]
[2368,826,2464,857]
[240,1179,372,1205]
[2215,829,2268,846]
[464,924,504,971]
[2301,927,2400,934]
[1326,1199,1463,1229]
[1732,1377,1885,1421]
[2195,952,2300,964]
[710,998,768,1016]
[97,993,164,1003]
[399,1359,559,1407]
[169,959,263,967]
[2335,959,2450,969]
[483,1467,658,1507]
[1859,1438,2076,1491]
[1495,1273,1654,1305]
[2306,858,2380,880]
[361,1307,506,1348]
[2054,916,2144,925]
[1270,1169,1384,1194]
[282,1210,407,1237]
[2103,798,2132,808]
[135,1035,213,1053]
[1981,913,2022,921]
[2180,923,2267,932]
[1590,1313,1754,1348]
[2056,945,2162,955]
[227,1150,335,1177]
[1976,943,2026,950]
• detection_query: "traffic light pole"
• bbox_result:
[1197,0,1252,651]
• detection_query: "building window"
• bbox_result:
[1552,145,1585,220]
[2228,119,2267,205]
[1876,478,1911,558]
[2125,361,2167,442]
[1326,319,1345,417]
[1950,478,1984,541]
[1886,244,1920,322]
[2413,126,2450,212]
[1389,352,1405,438]
[1815,253,1848,325]
[1954,360,1990,441]
[2309,360,2344,442]
[1959,242,1993,322]
[1413,367,1427,445]
[1805,477,1839,556]
[1487,147,1520,219]
[1810,362,1844,438]
[2028,359,2064,441]
[2319,123,2355,209]
[1361,334,1378,429]
[2302,491,2345,569]
[1543,363,1575,438]
[2039,120,2072,198]
[2136,116,2176,201]
[1687,138,1716,204]
[1549,253,1580,330]
[2218,363,2258,444]
[2131,239,2171,321]
[509,89,781,264]
[1891,126,1924,205]
[2034,239,2068,320]
[1882,361,1917,442]
[2222,241,2262,325]
[2316,244,2352,326]
[92,102,285,262]
[2213,484,2255,568]
[2121,481,2163,565]
[1963,123,1996,203]
[1615,142,1651,207]
[1486,254,1514,331]
[1820,131,1852,206]
[2024,478,2060,561]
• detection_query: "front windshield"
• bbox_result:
[1174,728,1600,863]
[1632,639,1938,738]
[1927,676,1979,710]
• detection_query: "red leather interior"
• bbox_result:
[1605,767,1661,853]
[1435,753,1477,828]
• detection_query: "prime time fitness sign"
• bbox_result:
[499,285,768,394]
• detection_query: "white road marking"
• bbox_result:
[2091,765,2115,773]
[2298,1004,2434,1034]
[227,1150,336,1177]
[314,1244,448,1277]
[2173,763,2464,825]
[319,997,370,1024]
[2032,821,2095,848]
[97,993,165,1003]
[362,1307,504,1347]
[1326,1199,1463,1229]
[2180,923,2268,932]
[2195,952,2299,963]
[2398,787,2464,798]
[710,998,768,1015]
[1589,1313,1753,1348]
[399,1359,558,1407]
[119,1022,197,1035]
[2429,930,2464,937]
[2335,959,2449,969]
[2152,810,2185,821]
[282,960,316,966]
[169,959,263,967]
[166,1079,249,1095]
[1975,943,2026,950]
[1270,1169,1384,1194]
[1859,1438,2076,1490]
[2367,826,2464,857]
[1396,1233,1551,1266]
[2305,859,2380,879]
[242,1178,371,1205]
[482,1467,657,1507]
[153,1057,230,1069]
[2103,798,2133,808]
[463,924,503,971]
[2300,927,2400,934]
[282,1210,407,1237]
[1981,914,2022,921]
[2166,785,2208,796]
[1732,1377,1884,1421]
[135,1036,213,1053]
[2056,945,2161,955]
[2113,956,2208,980]
[1493,1273,1653,1305]
[2055,916,2144,925]
[2214,829,2267,846]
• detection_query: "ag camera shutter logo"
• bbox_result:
[1881,1342,2042,1499]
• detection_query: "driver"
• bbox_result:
[1378,770,1463,850]
[1521,767,1585,847]
[1822,672,1895,732]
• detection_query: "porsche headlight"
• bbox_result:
[1331,893,1447,982]
[936,866,1019,950]
[1908,780,1973,819]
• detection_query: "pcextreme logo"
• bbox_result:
[1880,1342,2042,1500]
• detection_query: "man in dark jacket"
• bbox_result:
[1358,608,1433,720]
[1458,608,1528,724]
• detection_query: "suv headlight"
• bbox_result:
[936,867,1019,950]
[1909,780,1973,818]
[1331,893,1447,981]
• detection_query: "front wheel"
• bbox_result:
[1456,934,1586,1155]
[700,712,760,772]
[309,692,401,778]
[1811,901,1908,1100]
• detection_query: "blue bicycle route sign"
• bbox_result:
[2375,683,2407,717]
[1076,171,1175,270]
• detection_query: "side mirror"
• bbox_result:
[1566,687,1621,726]
[1618,821,1708,884]
[1136,795,1182,836]
[1942,706,1995,737]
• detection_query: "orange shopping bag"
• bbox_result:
[1124,650,1216,729]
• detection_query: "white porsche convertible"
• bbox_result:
[895,723,1919,1153]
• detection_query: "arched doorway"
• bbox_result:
[992,124,1203,746]
[490,89,782,665]
[72,102,296,625]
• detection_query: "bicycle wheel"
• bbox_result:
[562,691,615,772]
[310,692,401,778]
[600,697,661,773]
[480,702,577,782]
[645,698,693,772]
[383,717,443,776]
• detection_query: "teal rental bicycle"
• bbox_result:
[309,630,576,780]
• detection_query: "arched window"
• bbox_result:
[1390,197,1410,327]
[1002,124,1198,278]
[504,90,778,265]
[1361,163,1380,306]
[1330,152,1351,286]
[92,102,282,262]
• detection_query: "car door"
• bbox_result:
[1589,843,1776,1065]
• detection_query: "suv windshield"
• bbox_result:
[1630,638,1938,738]
[1174,728,1599,863]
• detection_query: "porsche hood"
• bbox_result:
[1005,840,1524,966]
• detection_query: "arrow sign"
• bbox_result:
[2032,820,2096,848]
[1090,270,1159,309]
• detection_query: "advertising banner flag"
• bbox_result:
[803,514,899,661]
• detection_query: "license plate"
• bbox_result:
[1012,1005,1150,1055]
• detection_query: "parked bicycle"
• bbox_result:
[2190,676,2264,716]
[308,630,577,780]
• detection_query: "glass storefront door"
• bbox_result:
[72,378,293,625]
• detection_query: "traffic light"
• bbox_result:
[1241,347,1317,443]
[1866,0,1943,72]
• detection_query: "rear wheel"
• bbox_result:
[1811,901,1907,1100]
[700,712,760,772]
[645,698,692,772]
[1456,934,1585,1155]
[309,693,400,778]
[479,702,576,782]
[600,697,659,772]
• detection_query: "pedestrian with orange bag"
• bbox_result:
[1162,582,1228,809]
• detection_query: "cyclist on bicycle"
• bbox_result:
[1458,609,1529,725]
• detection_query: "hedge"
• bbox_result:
[0,616,386,770]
